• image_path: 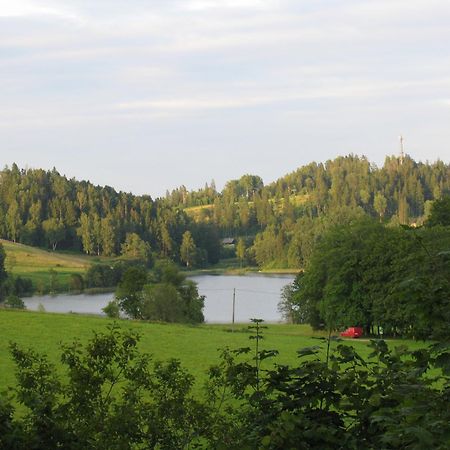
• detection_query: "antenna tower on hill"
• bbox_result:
[399,135,405,165]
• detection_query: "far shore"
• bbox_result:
[185,267,300,276]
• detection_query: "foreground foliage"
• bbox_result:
[1,323,450,449]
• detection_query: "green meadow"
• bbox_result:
[0,309,430,394]
[1,239,114,291]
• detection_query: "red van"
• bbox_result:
[340,327,363,338]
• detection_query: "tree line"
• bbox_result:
[0,164,220,267]
[162,154,450,268]
[0,154,449,270]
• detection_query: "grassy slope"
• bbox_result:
[1,240,113,290]
[0,309,428,393]
[183,193,310,221]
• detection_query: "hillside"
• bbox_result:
[0,155,449,272]
[1,239,101,291]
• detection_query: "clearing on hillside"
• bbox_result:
[1,239,104,289]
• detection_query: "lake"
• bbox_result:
[23,274,295,323]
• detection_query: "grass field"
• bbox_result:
[1,240,115,291]
[0,309,430,394]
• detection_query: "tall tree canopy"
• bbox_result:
[426,195,450,227]
[293,219,450,339]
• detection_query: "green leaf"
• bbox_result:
[297,346,321,358]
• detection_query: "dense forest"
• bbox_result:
[0,154,449,269]
[279,198,450,339]
[0,163,221,267]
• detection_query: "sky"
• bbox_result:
[1,0,450,197]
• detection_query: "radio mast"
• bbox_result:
[399,135,405,165]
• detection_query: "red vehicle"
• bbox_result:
[340,327,363,338]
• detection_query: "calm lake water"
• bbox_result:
[23,274,294,323]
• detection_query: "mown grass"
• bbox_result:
[0,309,430,394]
[1,240,115,291]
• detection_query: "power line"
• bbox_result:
[236,288,281,296]
[197,288,233,292]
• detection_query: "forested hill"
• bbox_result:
[163,154,449,268]
[0,154,449,269]
[0,164,221,266]
[164,154,449,221]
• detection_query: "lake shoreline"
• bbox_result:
[24,274,295,323]
[185,267,300,276]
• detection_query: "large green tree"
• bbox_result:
[236,238,246,267]
[121,233,151,263]
[115,261,204,323]
[141,283,185,322]
[294,219,450,338]
[6,200,21,242]
[115,266,148,319]
[42,218,65,251]
[426,195,450,227]
[100,215,116,256]
[78,213,93,254]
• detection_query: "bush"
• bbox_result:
[4,295,25,309]
[2,324,450,448]
[85,264,114,288]
[2,325,209,449]
[1,275,34,298]
[85,261,146,289]
[69,273,84,291]
[116,262,204,323]
[141,283,186,322]
[102,299,120,318]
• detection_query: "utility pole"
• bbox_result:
[232,288,236,331]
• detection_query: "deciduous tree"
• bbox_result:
[180,231,196,268]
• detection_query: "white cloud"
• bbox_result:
[0,0,80,21]
[435,99,450,107]
[118,96,277,111]
[184,0,279,11]
[115,76,450,116]
[348,0,450,21]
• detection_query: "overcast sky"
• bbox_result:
[1,0,450,197]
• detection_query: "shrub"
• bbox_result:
[102,299,120,318]
[4,295,25,309]
[69,273,84,291]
